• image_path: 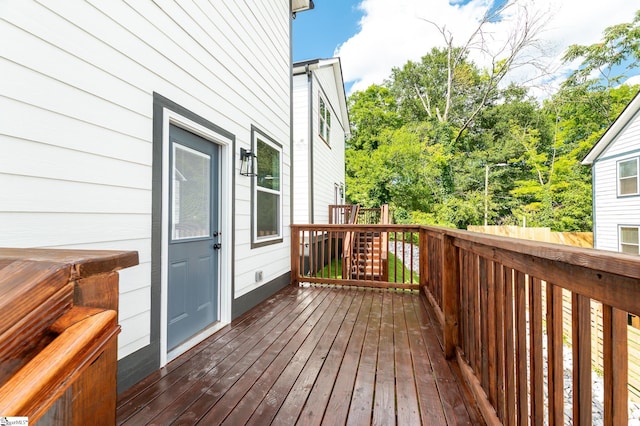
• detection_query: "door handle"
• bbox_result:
[212,243,222,250]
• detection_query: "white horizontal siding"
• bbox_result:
[1,0,291,360]
[0,137,151,189]
[234,242,291,298]
[312,67,346,224]
[0,213,151,248]
[0,97,151,164]
[2,58,150,138]
[1,174,151,214]
[600,109,640,158]
[593,153,640,252]
[118,311,151,359]
[293,74,310,224]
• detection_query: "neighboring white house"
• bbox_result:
[583,91,640,254]
[292,58,349,224]
[1,0,313,392]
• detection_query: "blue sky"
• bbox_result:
[293,0,363,63]
[293,0,640,97]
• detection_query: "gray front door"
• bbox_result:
[168,125,219,350]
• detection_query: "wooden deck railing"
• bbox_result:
[291,224,640,425]
[328,204,391,225]
[291,224,419,290]
[328,204,360,224]
[0,248,138,424]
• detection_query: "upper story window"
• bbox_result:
[620,226,639,254]
[252,127,282,247]
[618,157,639,196]
[319,96,331,145]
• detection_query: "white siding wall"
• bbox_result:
[0,0,291,358]
[592,111,640,252]
[292,74,310,224]
[312,66,347,224]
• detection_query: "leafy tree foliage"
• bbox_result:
[345,11,640,231]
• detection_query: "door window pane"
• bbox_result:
[172,143,210,239]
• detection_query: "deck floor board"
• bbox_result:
[117,285,484,425]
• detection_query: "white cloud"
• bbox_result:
[335,0,639,95]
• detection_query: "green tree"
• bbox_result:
[344,10,640,232]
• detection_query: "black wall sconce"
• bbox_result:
[240,147,256,176]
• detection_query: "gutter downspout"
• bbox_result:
[289,9,294,231]
[306,64,314,224]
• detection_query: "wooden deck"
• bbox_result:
[116,285,483,425]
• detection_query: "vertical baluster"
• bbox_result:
[409,231,415,284]
[466,251,475,368]
[460,250,468,360]
[494,262,506,422]
[442,234,459,359]
[603,305,627,425]
[572,293,592,426]
[311,230,317,278]
[529,277,544,426]
[487,259,497,409]
[473,253,481,375]
[515,270,527,426]
[546,283,564,425]
[320,229,325,278]
[479,257,490,394]
[401,231,406,284]
[504,267,516,426]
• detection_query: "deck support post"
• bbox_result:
[442,234,459,359]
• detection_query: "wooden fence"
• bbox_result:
[467,225,593,248]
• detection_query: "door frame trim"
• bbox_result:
[160,108,233,366]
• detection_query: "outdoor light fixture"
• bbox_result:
[240,147,256,176]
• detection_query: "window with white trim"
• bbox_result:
[319,96,331,145]
[252,127,282,246]
[618,157,639,196]
[620,226,639,254]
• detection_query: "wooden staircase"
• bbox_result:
[350,230,387,280]
[330,204,390,282]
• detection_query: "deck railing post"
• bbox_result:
[603,305,628,425]
[419,227,428,297]
[442,234,459,359]
[291,225,300,286]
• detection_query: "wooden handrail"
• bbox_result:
[0,248,138,424]
[0,308,119,419]
[291,224,640,425]
[422,225,638,425]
